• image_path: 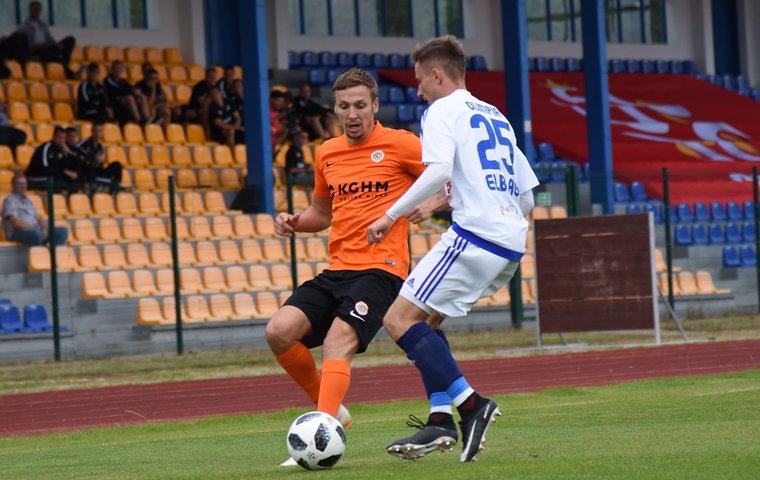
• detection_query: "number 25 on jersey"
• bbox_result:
[470,114,519,197]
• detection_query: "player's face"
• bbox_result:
[334,85,379,145]
[414,62,439,104]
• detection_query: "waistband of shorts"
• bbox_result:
[452,222,523,261]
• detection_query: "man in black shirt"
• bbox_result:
[217,65,236,101]
[77,63,113,123]
[208,86,243,150]
[134,68,171,126]
[292,84,337,141]
[26,126,79,191]
[227,79,244,126]
[187,66,218,127]
[105,60,145,124]
[74,122,122,192]
[284,130,314,187]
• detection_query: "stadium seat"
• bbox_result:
[107,270,135,297]
[218,240,241,264]
[256,291,279,317]
[103,244,128,270]
[308,68,327,86]
[202,267,227,293]
[743,223,756,243]
[397,104,415,123]
[668,59,682,74]
[232,215,255,238]
[233,292,259,319]
[470,55,488,71]
[287,50,300,68]
[175,84,192,104]
[170,217,190,241]
[694,202,710,222]
[124,46,145,64]
[692,224,708,245]
[186,124,207,144]
[709,224,725,244]
[300,51,318,68]
[626,203,642,214]
[335,51,352,68]
[209,294,233,321]
[727,201,743,221]
[23,304,53,332]
[695,271,731,295]
[240,238,263,263]
[0,304,31,333]
[614,183,631,203]
[534,57,549,72]
[247,264,272,291]
[743,201,756,220]
[726,223,742,243]
[5,60,23,80]
[609,58,624,73]
[370,53,387,68]
[658,273,683,296]
[387,86,406,105]
[9,102,30,122]
[710,201,727,222]
[115,192,138,216]
[353,52,369,68]
[676,202,694,223]
[72,219,97,244]
[0,147,13,169]
[179,267,203,294]
[655,60,670,73]
[53,102,74,122]
[255,213,276,237]
[143,217,168,242]
[674,225,692,245]
[189,216,213,240]
[565,57,581,72]
[677,271,699,295]
[183,295,211,322]
[740,245,757,266]
[118,217,141,243]
[143,47,163,65]
[45,62,66,82]
[387,53,404,69]
[76,244,102,271]
[630,182,647,202]
[29,84,49,102]
[126,243,151,268]
[144,124,165,145]
[263,238,288,262]
[150,243,173,268]
[219,168,241,189]
[318,51,336,67]
[196,240,220,265]
[223,265,248,292]
[625,59,640,73]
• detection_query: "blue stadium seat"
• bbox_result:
[641,59,655,73]
[353,52,370,68]
[415,104,427,121]
[706,74,720,86]
[538,142,555,162]
[709,223,725,244]
[727,201,743,221]
[406,86,422,103]
[726,223,742,243]
[318,51,336,67]
[738,86,751,97]
[550,57,566,72]
[609,58,624,73]
[370,53,387,68]
[535,57,550,72]
[743,201,756,220]
[23,304,53,332]
[301,51,318,68]
[288,51,301,69]
[677,202,694,223]
[614,182,631,203]
[566,58,581,72]
[692,224,709,245]
[669,60,682,74]
[377,84,389,104]
[396,104,415,124]
[327,68,345,85]
[643,203,663,224]
[550,161,569,183]
[626,203,642,214]
[694,202,710,222]
[675,224,692,245]
[534,160,552,184]
[753,89,760,102]
[655,60,670,73]
[711,201,727,222]
[528,57,537,71]
[741,245,757,266]
[625,59,640,73]
[0,299,11,305]
[0,304,31,333]
[469,55,488,71]
[308,68,327,86]
[722,75,736,90]
[404,54,414,69]
[630,181,647,202]
[336,51,352,68]
[682,60,697,74]
[387,53,404,69]
[723,246,741,267]
[387,86,405,104]
[743,222,756,243]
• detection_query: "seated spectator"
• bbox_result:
[217,65,236,101]
[26,126,79,191]
[0,31,30,78]
[285,130,314,187]
[105,60,145,124]
[293,84,337,141]
[71,123,122,192]
[270,90,289,152]
[187,66,218,128]
[228,79,244,126]
[0,99,27,149]
[2,174,68,246]
[77,63,113,123]
[16,1,76,79]
[208,86,243,150]
[135,68,171,126]
[64,127,90,186]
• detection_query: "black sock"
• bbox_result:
[456,392,482,417]
[428,412,454,426]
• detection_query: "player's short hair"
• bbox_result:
[53,126,66,136]
[411,35,466,81]
[65,126,78,135]
[86,62,99,72]
[332,68,378,101]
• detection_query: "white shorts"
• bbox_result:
[400,227,519,318]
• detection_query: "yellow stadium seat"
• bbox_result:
[659,273,682,296]
[164,47,184,65]
[116,192,139,216]
[427,233,442,249]
[169,216,190,241]
[137,298,163,325]
[211,216,234,239]
[53,102,74,122]
[202,266,227,293]
[550,205,568,219]
[254,214,276,237]
[233,292,259,319]
[138,192,161,215]
[6,60,23,80]
[189,215,212,240]
[125,47,145,65]
[6,83,26,103]
[103,123,123,144]
[132,269,157,295]
[256,291,279,318]
[186,124,207,144]
[304,238,328,261]
[204,191,227,214]
[72,219,97,244]
[107,270,134,297]
[410,234,428,257]
[97,217,121,243]
[144,47,163,64]
[76,244,103,271]
[24,61,45,82]
[28,84,49,101]
[144,124,165,145]
[238,239,262,263]
[0,147,14,170]
[174,84,191,105]
[35,123,54,143]
[120,217,143,243]
[28,246,50,272]
[159,192,182,214]
[127,145,149,167]
[133,169,155,191]
[233,144,246,165]
[219,168,241,190]
[196,240,220,265]
[218,239,241,264]
[123,123,145,144]
[104,46,124,63]
[262,238,287,262]
[9,102,30,122]
[70,45,83,62]
[197,168,218,188]
[225,265,250,292]
[171,145,192,166]
[126,243,151,269]
[144,217,169,241]
[187,64,205,83]
[154,168,173,191]
[155,269,175,295]
[84,45,104,63]
[292,190,310,211]
[162,297,178,323]
[153,65,169,83]
[45,63,66,82]
[168,65,187,83]
[180,268,204,294]
[68,193,92,217]
[213,145,234,166]
[182,191,205,214]
[249,264,274,290]
[677,271,698,296]
[278,290,293,305]
[80,122,92,138]
[695,271,731,295]
[233,215,255,238]
[192,145,213,167]
[150,243,173,268]
[520,254,535,279]
[120,169,133,189]
[531,206,549,221]
[103,244,128,270]
[82,271,108,299]
[165,123,186,144]
[50,84,71,102]
[654,248,682,273]
[49,193,69,219]
[209,294,233,321]
[177,241,198,265]
[150,144,170,166]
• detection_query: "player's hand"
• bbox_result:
[274,212,301,237]
[367,215,393,244]
[404,203,435,224]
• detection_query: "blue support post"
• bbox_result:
[237,0,274,214]
[581,0,615,214]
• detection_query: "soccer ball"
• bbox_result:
[286,411,347,470]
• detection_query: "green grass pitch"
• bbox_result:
[2,370,759,479]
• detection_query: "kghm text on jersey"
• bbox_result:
[329,180,390,196]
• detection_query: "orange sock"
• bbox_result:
[275,342,321,404]
[317,359,351,418]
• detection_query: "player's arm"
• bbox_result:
[274,195,332,237]
[404,187,450,224]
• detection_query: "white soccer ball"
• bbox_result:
[286,411,347,470]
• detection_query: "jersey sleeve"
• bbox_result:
[313,144,330,198]
[515,147,540,192]
[420,103,456,169]
[397,131,425,177]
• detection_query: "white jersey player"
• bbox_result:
[366,35,538,464]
